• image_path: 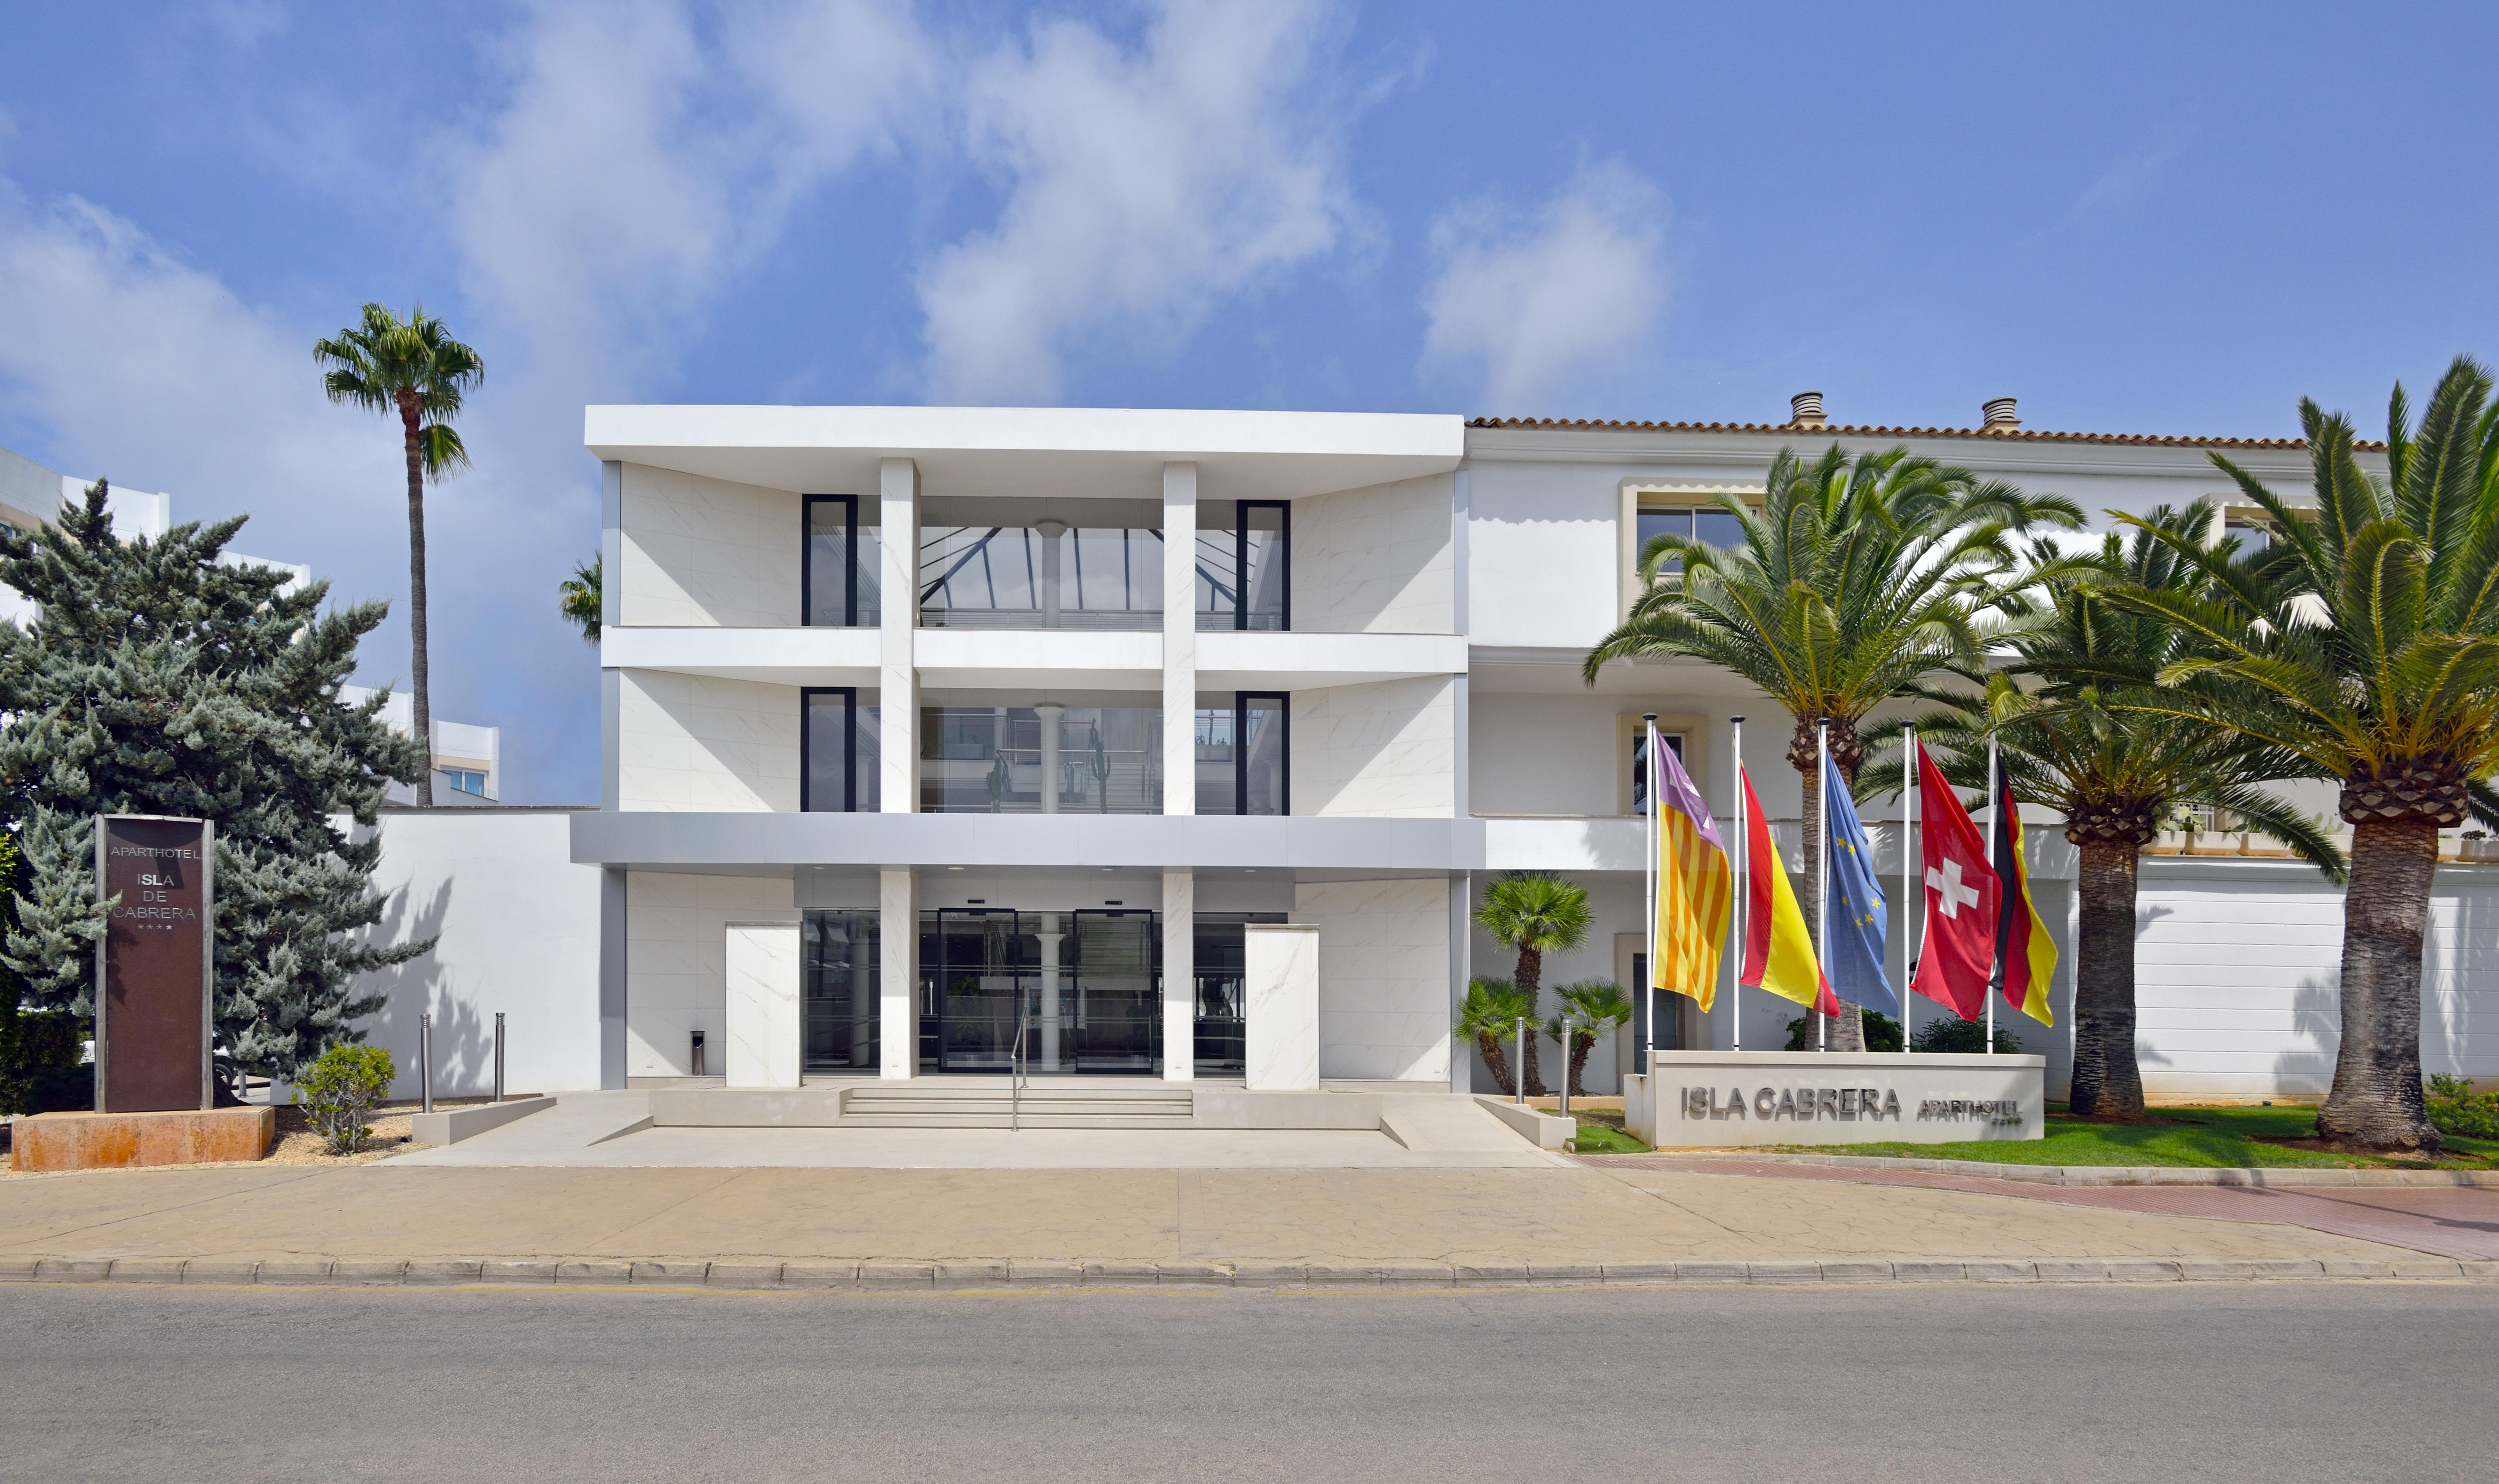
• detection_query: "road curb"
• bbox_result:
[1600,1153,2499,1187]
[5,1255,2491,1291]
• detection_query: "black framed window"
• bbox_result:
[1635,503,1743,576]
[804,494,880,626]
[1194,500,1290,631]
[1629,729,1685,817]
[802,687,881,812]
[1195,692,1288,815]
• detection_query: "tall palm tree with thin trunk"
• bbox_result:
[1473,871,1592,1096]
[1586,444,2081,1050]
[316,303,483,807]
[2099,357,2499,1150]
[1862,503,2345,1119]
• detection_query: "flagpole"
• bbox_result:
[1644,713,1658,1077]
[1729,715,1745,1053]
[1903,725,1916,1058]
[1816,719,1829,1054]
[1985,735,1999,1056]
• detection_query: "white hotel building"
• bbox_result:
[542,398,2497,1104]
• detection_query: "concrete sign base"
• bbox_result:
[1625,1051,2047,1147]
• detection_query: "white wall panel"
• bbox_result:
[626,871,795,1077]
[618,463,801,627]
[1291,676,1454,818]
[1298,877,1451,1082]
[615,669,800,812]
[1291,473,1453,634]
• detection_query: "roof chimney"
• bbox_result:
[1789,391,1826,428]
[1981,396,2021,431]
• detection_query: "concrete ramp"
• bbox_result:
[1380,1097,1552,1154]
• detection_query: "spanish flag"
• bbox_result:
[1739,766,1839,1016]
[1651,737,1732,1012]
[1990,777,2058,1026]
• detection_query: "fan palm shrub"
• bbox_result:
[1863,503,2345,1119]
[1586,444,2081,1050]
[1547,981,1633,1098]
[2099,357,2499,1150]
[1453,977,1534,1096]
[316,303,484,807]
[1473,871,1591,1096]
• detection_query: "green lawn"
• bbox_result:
[1563,1108,1650,1154]
[1779,1104,2499,1169]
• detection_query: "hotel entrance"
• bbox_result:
[916,909,1162,1074]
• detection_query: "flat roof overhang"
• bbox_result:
[584,405,1466,502]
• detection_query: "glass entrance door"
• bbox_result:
[928,909,1033,1073]
[1066,911,1160,1073]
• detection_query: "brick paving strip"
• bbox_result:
[3,1254,2493,1290]
[1585,1155,2499,1263]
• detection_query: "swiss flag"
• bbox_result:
[1910,741,2000,1020]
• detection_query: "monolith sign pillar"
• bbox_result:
[94,816,214,1113]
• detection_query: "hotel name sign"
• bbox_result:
[1676,1086,2025,1128]
[95,815,216,1114]
[1641,1053,2047,1145]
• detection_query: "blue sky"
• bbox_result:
[1,1,2492,802]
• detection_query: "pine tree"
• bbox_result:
[0,481,435,1079]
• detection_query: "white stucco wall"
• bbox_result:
[1291,473,1453,634]
[1297,877,1451,1082]
[626,870,796,1077]
[618,463,802,628]
[1291,676,1454,817]
[350,811,604,1098]
[616,668,801,812]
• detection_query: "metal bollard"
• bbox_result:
[494,1012,506,1102]
[1514,1016,1526,1105]
[691,1028,706,1078]
[420,1012,434,1114]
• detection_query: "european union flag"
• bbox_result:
[1821,751,1897,1016]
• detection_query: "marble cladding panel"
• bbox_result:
[616,669,801,813]
[1243,924,1320,1091]
[1291,474,1454,634]
[1295,877,1451,1082]
[619,464,803,627]
[625,871,794,1077]
[1291,676,1455,818]
[724,922,802,1089]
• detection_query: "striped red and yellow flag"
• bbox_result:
[1990,777,2058,1026]
[1651,739,1732,1012]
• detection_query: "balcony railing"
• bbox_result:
[919,706,1162,813]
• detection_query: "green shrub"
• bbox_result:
[0,1007,86,1115]
[2426,1074,2499,1139]
[297,1044,396,1154]
[1783,1009,1903,1052]
[1909,1012,2023,1055]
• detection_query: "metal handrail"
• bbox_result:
[1010,1001,1028,1132]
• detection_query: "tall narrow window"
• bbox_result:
[1629,729,1685,816]
[1238,501,1289,630]
[804,494,880,626]
[802,688,880,812]
[1239,693,1288,815]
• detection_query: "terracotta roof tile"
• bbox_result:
[1463,416,2383,453]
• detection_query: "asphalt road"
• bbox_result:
[3,1282,2489,1483]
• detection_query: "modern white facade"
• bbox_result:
[562,397,2499,1103]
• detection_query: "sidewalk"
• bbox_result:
[0,1155,2480,1285]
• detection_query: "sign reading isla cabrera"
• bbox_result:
[95,815,215,1113]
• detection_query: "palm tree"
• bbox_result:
[315,303,484,807]
[1862,503,2345,1120]
[1473,871,1592,1096]
[1547,981,1633,1098]
[2098,357,2499,1150]
[1586,444,2081,1050]
[1453,977,1534,1096]
[560,556,601,643]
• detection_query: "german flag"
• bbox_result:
[1989,778,2058,1026]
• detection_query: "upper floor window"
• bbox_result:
[919,500,1164,630]
[1193,692,1288,814]
[802,687,882,812]
[1194,500,1290,631]
[443,768,488,798]
[2223,517,2273,556]
[804,495,882,627]
[918,704,1162,812]
[1636,501,1745,576]
[1629,728,1686,817]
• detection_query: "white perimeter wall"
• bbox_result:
[1292,473,1453,634]
[1297,877,1450,1082]
[1292,677,1455,817]
[617,669,801,812]
[628,871,796,1077]
[619,463,802,627]
[351,811,604,1099]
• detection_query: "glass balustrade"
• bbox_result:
[918,705,1162,813]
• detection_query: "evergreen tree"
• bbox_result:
[0,481,434,1078]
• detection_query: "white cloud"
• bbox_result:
[1420,160,1668,413]
[916,0,1359,404]
[442,0,933,386]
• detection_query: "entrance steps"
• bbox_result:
[841,1084,1195,1130]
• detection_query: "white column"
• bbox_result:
[1161,462,1197,816]
[724,921,802,1090]
[1036,918,1064,1072]
[878,867,917,1079]
[1035,702,1063,814]
[1162,869,1194,1082]
[879,458,919,815]
[1243,922,1319,1091]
